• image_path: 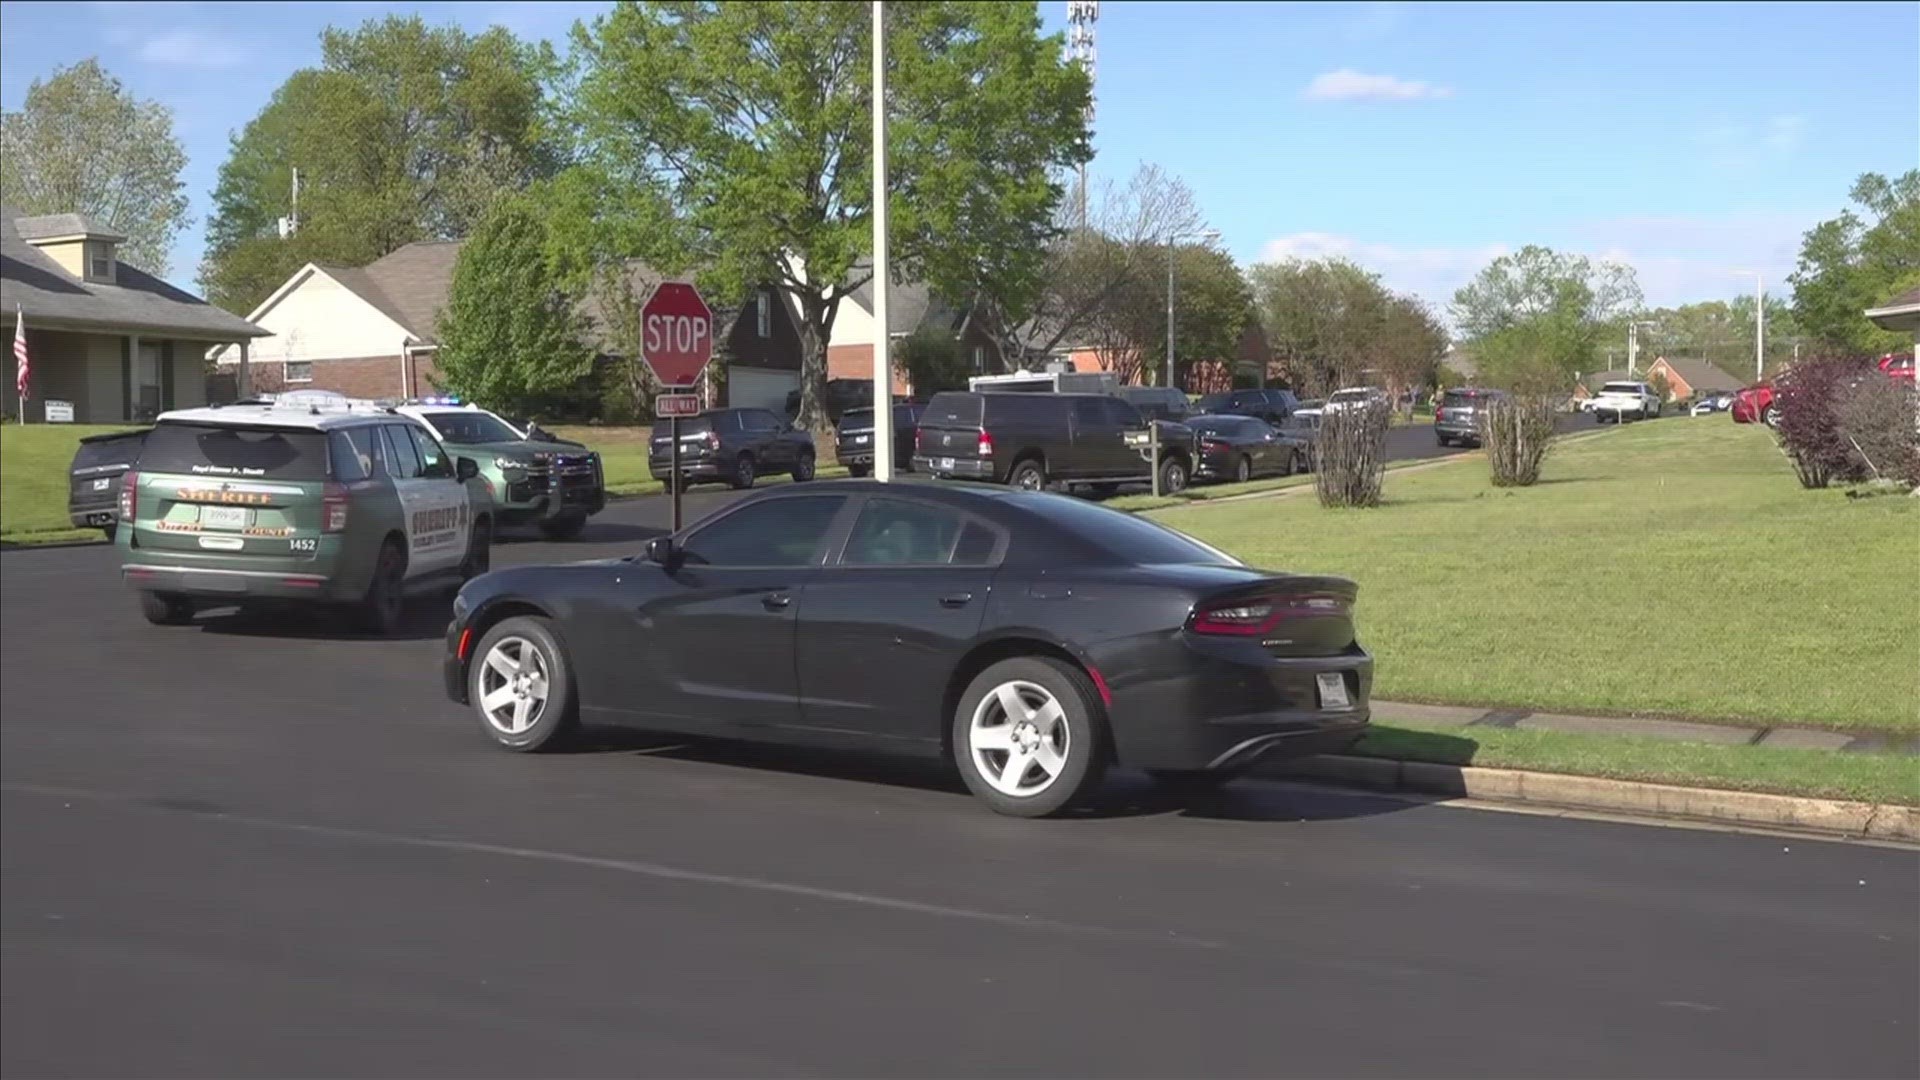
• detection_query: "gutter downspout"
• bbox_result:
[400,341,413,399]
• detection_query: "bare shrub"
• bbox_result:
[1836,376,1920,488]
[1775,355,1874,489]
[1315,400,1392,507]
[1483,394,1560,487]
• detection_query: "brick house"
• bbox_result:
[1642,356,1743,401]
[823,265,1001,395]
[211,242,806,412]
[1,207,267,423]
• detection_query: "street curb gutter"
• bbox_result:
[1258,755,1920,843]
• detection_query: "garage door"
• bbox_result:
[729,366,800,413]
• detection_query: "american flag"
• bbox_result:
[12,305,27,404]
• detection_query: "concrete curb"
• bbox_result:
[1258,755,1920,843]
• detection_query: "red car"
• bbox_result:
[1731,382,1776,425]
[1878,353,1915,381]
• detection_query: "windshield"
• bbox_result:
[423,411,523,444]
[139,422,331,480]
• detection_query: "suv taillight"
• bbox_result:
[705,430,722,451]
[915,428,926,452]
[977,430,994,457]
[118,470,137,521]
[322,482,350,533]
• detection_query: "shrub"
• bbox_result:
[1774,355,1875,488]
[1836,376,1919,488]
[1315,400,1392,507]
[1483,393,1560,487]
[895,331,973,395]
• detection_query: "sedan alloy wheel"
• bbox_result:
[478,636,550,737]
[970,680,1071,798]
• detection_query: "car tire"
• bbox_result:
[952,656,1108,818]
[101,523,117,542]
[538,512,587,541]
[468,615,579,752]
[1234,455,1252,483]
[792,449,816,483]
[1007,458,1047,491]
[1762,404,1780,428]
[1437,434,1452,447]
[846,462,872,479]
[138,590,195,626]
[730,453,757,490]
[1159,455,1189,494]
[352,538,407,636]
[459,518,492,583]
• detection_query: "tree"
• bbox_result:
[0,59,189,275]
[200,16,557,313]
[434,196,594,415]
[568,0,1090,431]
[894,329,973,394]
[1367,294,1449,411]
[1643,295,1801,379]
[1788,170,1920,356]
[1249,257,1432,395]
[1450,245,1642,392]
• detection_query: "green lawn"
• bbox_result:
[1353,724,1919,806]
[1,424,137,538]
[1155,419,1920,733]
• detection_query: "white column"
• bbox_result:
[238,339,252,399]
[870,0,894,481]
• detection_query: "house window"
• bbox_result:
[86,242,115,281]
[90,253,111,278]
[285,361,314,384]
[756,290,772,338]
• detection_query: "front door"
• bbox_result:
[615,494,851,733]
[794,495,1002,746]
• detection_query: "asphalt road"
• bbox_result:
[5,417,1915,1079]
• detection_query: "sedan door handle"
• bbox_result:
[939,592,974,608]
[761,592,792,610]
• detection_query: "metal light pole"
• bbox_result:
[1164,228,1221,388]
[1733,270,1765,381]
[869,0,894,481]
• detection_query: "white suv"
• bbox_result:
[1585,381,1661,422]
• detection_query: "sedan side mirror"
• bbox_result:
[456,457,479,482]
[645,535,680,566]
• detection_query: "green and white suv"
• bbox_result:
[118,391,495,634]
[394,400,605,540]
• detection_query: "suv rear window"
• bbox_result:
[139,422,331,481]
[922,393,984,426]
[652,416,715,435]
[1600,383,1644,394]
[72,433,145,470]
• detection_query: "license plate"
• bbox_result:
[1316,672,1351,710]
[935,457,955,471]
[1123,431,1151,446]
[200,506,250,530]
[854,434,870,445]
[92,478,112,491]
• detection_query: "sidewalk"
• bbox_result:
[1372,700,1920,755]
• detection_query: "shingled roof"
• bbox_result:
[314,240,466,343]
[0,207,265,340]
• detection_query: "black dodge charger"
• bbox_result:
[443,480,1372,816]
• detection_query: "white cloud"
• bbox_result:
[1302,68,1453,102]
[104,27,249,70]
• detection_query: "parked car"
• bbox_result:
[67,427,149,539]
[835,402,923,478]
[1274,412,1321,471]
[784,378,877,423]
[1731,383,1776,426]
[1689,392,1736,416]
[1188,414,1301,483]
[1323,386,1389,414]
[397,401,605,540]
[912,391,1195,494]
[118,397,494,634]
[1194,387,1299,423]
[1586,381,1661,422]
[650,408,818,490]
[442,480,1373,817]
[1433,387,1509,447]
[1878,353,1915,381]
[1119,385,1196,422]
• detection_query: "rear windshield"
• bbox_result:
[72,433,145,470]
[838,408,873,429]
[1600,383,1644,394]
[922,392,983,426]
[1191,416,1259,437]
[1441,390,1497,406]
[1015,492,1241,566]
[140,422,331,481]
[652,416,715,435]
[1328,389,1372,403]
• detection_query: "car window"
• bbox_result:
[751,410,788,433]
[1015,493,1241,566]
[381,424,423,479]
[328,432,370,482]
[1104,397,1143,426]
[681,495,847,567]
[923,392,983,426]
[406,425,453,478]
[335,425,386,479]
[841,498,988,566]
[138,422,330,481]
[1070,398,1107,427]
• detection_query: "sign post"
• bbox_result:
[639,282,716,533]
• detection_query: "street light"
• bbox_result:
[1166,228,1222,388]
[869,0,893,480]
[1733,270,1765,381]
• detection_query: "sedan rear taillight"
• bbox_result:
[1189,594,1349,636]
[118,470,137,521]
[322,482,350,533]
[1200,437,1228,452]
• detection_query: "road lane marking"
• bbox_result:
[1,782,1223,950]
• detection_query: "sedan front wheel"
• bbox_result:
[953,656,1107,817]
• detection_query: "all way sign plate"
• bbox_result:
[657,393,702,418]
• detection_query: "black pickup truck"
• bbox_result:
[912,391,1196,494]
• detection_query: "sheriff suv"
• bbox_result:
[395,400,605,540]
[118,392,494,634]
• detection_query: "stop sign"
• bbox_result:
[639,281,714,388]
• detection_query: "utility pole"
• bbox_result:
[1754,273,1766,382]
[870,0,893,481]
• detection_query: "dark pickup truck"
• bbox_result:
[67,428,149,539]
[912,391,1196,494]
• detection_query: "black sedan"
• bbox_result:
[1189,414,1302,484]
[443,481,1373,817]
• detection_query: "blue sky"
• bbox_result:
[2,0,1913,314]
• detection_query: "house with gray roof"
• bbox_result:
[1,207,267,423]
[1642,356,1745,400]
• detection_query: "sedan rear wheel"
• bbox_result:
[1234,455,1252,483]
[470,616,578,751]
[954,657,1107,817]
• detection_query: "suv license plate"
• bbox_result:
[1316,672,1351,710]
[935,457,955,471]
[92,478,112,491]
[200,506,251,530]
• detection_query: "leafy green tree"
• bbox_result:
[200,16,557,313]
[568,0,1090,430]
[895,329,973,394]
[435,196,593,415]
[1249,257,1394,394]
[0,59,189,275]
[1643,295,1799,381]
[1138,244,1252,388]
[1788,170,1920,356]
[1450,245,1642,392]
